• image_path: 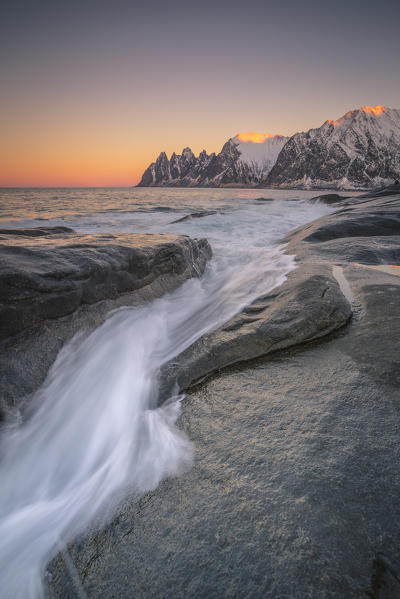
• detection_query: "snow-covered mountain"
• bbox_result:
[266,105,400,189]
[137,133,287,187]
[138,106,400,189]
[233,133,288,180]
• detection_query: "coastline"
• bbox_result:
[134,182,378,191]
[159,185,400,395]
[0,232,211,415]
[48,184,400,598]
[43,184,400,598]
[2,186,399,428]
[1,186,399,596]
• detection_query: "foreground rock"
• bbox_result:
[0,229,211,341]
[48,186,400,598]
[0,229,211,412]
[159,184,400,394]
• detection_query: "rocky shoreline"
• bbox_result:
[159,185,400,397]
[44,185,400,598]
[0,231,211,415]
[1,186,399,597]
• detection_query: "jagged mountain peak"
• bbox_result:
[137,105,400,189]
[321,105,400,133]
[181,147,195,159]
[137,130,288,188]
[267,105,400,189]
[326,105,388,125]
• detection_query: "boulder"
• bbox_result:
[0,229,211,341]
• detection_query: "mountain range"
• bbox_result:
[137,106,400,190]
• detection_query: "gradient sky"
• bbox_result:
[1,0,399,186]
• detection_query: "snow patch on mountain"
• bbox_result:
[233,133,288,180]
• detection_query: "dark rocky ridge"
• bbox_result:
[0,230,211,341]
[0,226,75,237]
[46,186,400,598]
[137,140,255,187]
[0,229,211,413]
[170,210,218,223]
[309,193,350,204]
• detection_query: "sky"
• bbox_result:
[1,0,399,187]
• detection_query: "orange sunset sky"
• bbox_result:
[1,0,399,187]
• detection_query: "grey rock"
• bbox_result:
[0,231,211,341]
[0,231,211,414]
[46,186,400,599]
[285,191,400,243]
[309,193,350,204]
[0,226,75,237]
[170,210,218,223]
[160,264,352,398]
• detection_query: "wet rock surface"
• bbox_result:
[0,226,75,237]
[160,265,352,397]
[47,187,400,598]
[309,193,350,204]
[0,229,211,412]
[0,229,211,340]
[159,189,400,396]
[170,210,218,223]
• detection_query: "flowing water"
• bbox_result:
[0,188,339,598]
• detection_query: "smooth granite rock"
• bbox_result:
[46,186,400,598]
[159,264,352,398]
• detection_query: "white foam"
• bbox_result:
[0,198,332,598]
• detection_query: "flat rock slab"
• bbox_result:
[50,289,400,598]
[0,229,211,413]
[0,230,211,340]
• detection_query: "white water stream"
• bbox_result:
[0,195,332,598]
